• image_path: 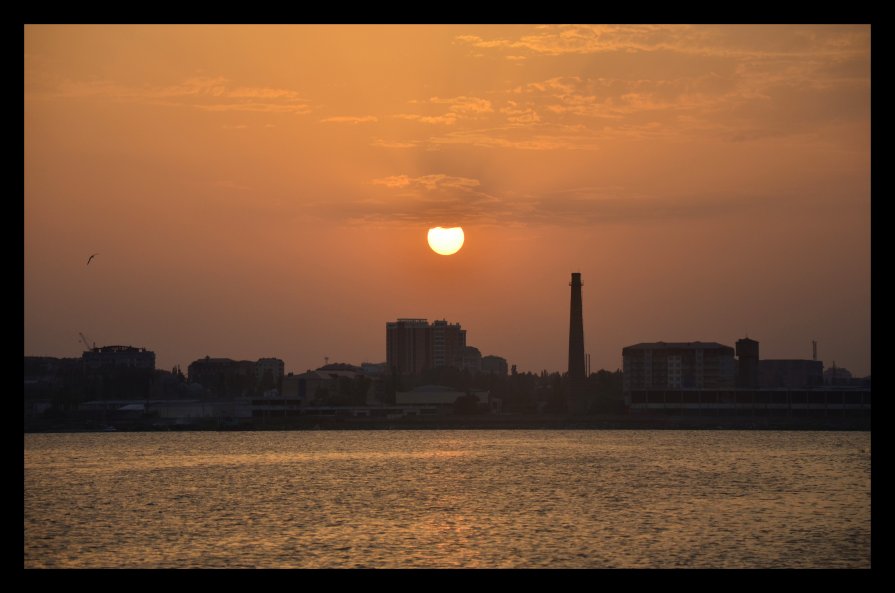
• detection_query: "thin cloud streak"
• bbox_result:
[34,75,312,115]
[456,25,869,60]
[321,115,379,124]
[352,175,812,228]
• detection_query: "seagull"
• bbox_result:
[87,253,99,266]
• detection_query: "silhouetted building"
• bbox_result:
[461,346,482,373]
[759,359,823,389]
[25,356,84,378]
[568,273,585,380]
[386,318,467,375]
[481,355,508,376]
[432,319,467,368]
[386,319,431,375]
[361,362,387,376]
[623,342,736,391]
[280,365,374,406]
[318,362,364,373]
[736,337,760,388]
[24,356,87,406]
[255,358,284,389]
[567,273,587,413]
[395,384,495,413]
[83,345,155,371]
[823,365,854,386]
[187,356,256,398]
[78,346,156,400]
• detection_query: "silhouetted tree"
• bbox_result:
[586,369,625,413]
[543,373,567,413]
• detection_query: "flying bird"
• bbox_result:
[87,253,99,266]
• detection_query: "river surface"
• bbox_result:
[24,430,871,568]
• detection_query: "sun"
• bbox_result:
[427,227,464,255]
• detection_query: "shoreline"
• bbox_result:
[24,412,871,433]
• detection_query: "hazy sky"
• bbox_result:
[24,25,871,376]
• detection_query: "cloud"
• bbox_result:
[392,96,493,127]
[343,175,784,228]
[524,188,788,226]
[421,122,605,151]
[383,35,867,152]
[394,113,458,125]
[429,96,493,115]
[517,75,732,121]
[452,26,869,143]
[320,115,379,124]
[371,175,413,189]
[456,26,687,56]
[501,100,541,124]
[43,75,312,115]
[350,173,506,225]
[371,174,481,192]
[198,102,311,114]
[456,25,870,60]
[371,139,418,149]
[504,50,869,143]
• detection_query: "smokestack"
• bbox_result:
[568,273,585,380]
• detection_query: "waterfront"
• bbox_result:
[24,430,870,568]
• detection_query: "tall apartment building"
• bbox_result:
[386,318,466,375]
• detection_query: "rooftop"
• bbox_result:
[624,342,732,350]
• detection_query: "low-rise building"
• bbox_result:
[83,345,155,371]
[255,358,285,390]
[187,357,256,398]
[280,364,375,406]
[759,360,823,389]
[460,346,482,373]
[395,384,495,413]
[481,355,508,376]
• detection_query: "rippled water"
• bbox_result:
[24,430,870,568]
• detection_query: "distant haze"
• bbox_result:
[24,25,870,376]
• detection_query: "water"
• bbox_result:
[24,430,870,568]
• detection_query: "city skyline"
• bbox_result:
[25,25,870,376]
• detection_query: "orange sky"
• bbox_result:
[24,25,871,376]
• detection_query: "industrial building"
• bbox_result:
[623,336,868,418]
[567,272,588,413]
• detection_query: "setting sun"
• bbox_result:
[427,227,465,256]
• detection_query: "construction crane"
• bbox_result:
[78,332,95,352]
